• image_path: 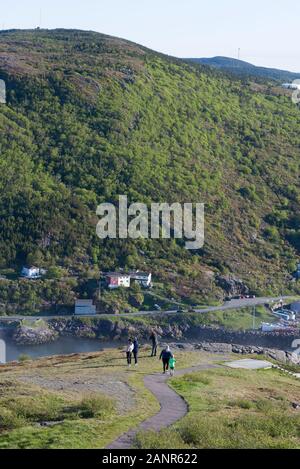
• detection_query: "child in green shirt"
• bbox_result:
[169,356,176,376]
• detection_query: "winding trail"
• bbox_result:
[106,363,219,449]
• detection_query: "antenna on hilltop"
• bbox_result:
[238,48,241,60]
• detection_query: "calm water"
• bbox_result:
[0,328,121,363]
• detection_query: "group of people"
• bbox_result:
[126,330,176,375]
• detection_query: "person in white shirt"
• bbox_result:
[126,339,134,366]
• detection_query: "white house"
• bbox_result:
[130,271,152,288]
[104,271,152,289]
[75,299,96,315]
[282,83,300,90]
[21,266,46,279]
[105,272,131,289]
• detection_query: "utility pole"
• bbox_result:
[252,306,256,329]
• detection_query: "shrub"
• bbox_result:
[79,394,115,419]
[228,399,254,410]
[18,354,31,362]
[0,407,25,430]
[264,226,280,242]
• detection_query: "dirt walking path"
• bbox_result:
[106,363,219,449]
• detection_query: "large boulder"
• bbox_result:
[216,275,249,296]
[13,324,58,345]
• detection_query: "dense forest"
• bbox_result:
[0,29,300,310]
[187,56,300,82]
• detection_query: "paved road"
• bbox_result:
[107,363,220,449]
[193,296,290,313]
[0,296,293,321]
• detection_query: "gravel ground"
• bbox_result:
[18,373,136,414]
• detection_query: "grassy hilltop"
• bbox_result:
[0,29,300,303]
[0,348,299,449]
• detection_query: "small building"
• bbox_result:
[130,271,152,288]
[75,299,96,315]
[103,270,152,289]
[282,83,300,90]
[261,322,291,332]
[21,266,46,279]
[105,272,131,289]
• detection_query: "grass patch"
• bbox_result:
[0,408,25,430]
[135,429,189,449]
[136,366,300,449]
[0,347,217,448]
[79,394,115,418]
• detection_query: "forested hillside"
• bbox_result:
[0,29,300,302]
[187,56,300,82]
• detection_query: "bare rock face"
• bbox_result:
[216,275,249,296]
[13,325,58,345]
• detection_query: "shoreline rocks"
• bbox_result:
[2,317,300,366]
[12,325,58,345]
[169,342,300,365]
[3,316,300,355]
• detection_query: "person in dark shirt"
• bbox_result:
[133,337,139,366]
[149,330,158,357]
[159,345,173,373]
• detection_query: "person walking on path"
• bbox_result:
[149,330,158,357]
[133,337,139,366]
[126,339,134,367]
[159,345,173,373]
[169,355,176,376]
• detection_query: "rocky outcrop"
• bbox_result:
[47,317,187,342]
[195,342,300,364]
[216,275,249,296]
[7,315,300,355]
[170,341,300,365]
[13,325,58,345]
[187,324,300,350]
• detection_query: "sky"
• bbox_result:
[1,0,299,72]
